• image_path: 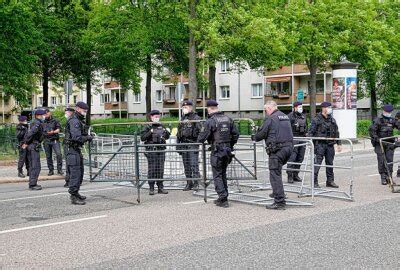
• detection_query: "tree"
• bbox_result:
[0,1,41,107]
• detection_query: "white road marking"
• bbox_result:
[0,186,123,203]
[0,215,107,235]
[367,174,380,177]
[182,200,211,205]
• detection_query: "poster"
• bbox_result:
[332,78,345,109]
[346,77,357,109]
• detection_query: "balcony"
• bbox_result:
[265,93,332,107]
[104,102,127,111]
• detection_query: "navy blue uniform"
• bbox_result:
[43,117,63,173]
[287,111,308,183]
[65,112,92,195]
[308,113,341,186]
[197,112,239,202]
[253,110,293,203]
[177,112,202,189]
[140,123,171,191]
[369,115,399,183]
[16,123,29,175]
[23,119,44,188]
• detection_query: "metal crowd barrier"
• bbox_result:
[379,136,400,193]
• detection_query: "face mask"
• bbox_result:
[65,113,70,119]
[182,108,190,115]
[296,106,303,114]
[81,111,87,117]
[326,108,333,115]
[40,116,46,121]
[152,117,160,123]
[383,112,392,118]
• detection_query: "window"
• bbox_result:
[133,92,141,103]
[105,94,110,103]
[251,84,263,98]
[166,86,176,100]
[220,86,230,99]
[221,60,230,73]
[156,90,163,102]
[38,97,43,106]
[198,89,209,99]
[266,81,291,96]
[59,96,62,104]
[51,96,57,105]
[73,95,77,104]
[100,94,104,104]
[113,91,126,102]
[308,79,324,93]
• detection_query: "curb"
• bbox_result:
[0,175,64,184]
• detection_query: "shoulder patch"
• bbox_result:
[278,115,289,121]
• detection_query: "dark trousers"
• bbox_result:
[287,140,306,176]
[44,140,63,172]
[210,152,230,200]
[314,143,335,184]
[64,144,69,184]
[374,145,394,179]
[66,147,84,195]
[269,145,292,203]
[146,152,165,189]
[18,147,29,173]
[181,149,200,180]
[27,143,41,187]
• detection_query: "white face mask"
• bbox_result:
[81,111,87,117]
[65,113,70,119]
[296,106,303,114]
[41,116,46,121]
[182,108,190,115]
[152,117,160,123]
[383,112,392,118]
[326,108,333,115]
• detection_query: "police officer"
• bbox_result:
[43,109,63,176]
[63,107,75,188]
[251,101,293,210]
[287,101,308,183]
[197,100,239,208]
[369,104,400,185]
[140,110,170,195]
[177,100,202,191]
[16,116,29,178]
[21,109,46,190]
[65,102,93,205]
[309,101,342,188]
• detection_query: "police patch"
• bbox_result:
[278,115,289,121]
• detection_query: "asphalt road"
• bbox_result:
[0,148,399,268]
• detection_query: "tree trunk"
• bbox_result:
[209,62,216,100]
[145,54,152,120]
[85,76,91,125]
[370,79,378,121]
[307,57,318,118]
[188,0,198,110]
[42,59,49,108]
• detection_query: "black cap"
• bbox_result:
[149,109,161,116]
[293,101,302,107]
[76,101,89,110]
[18,115,27,122]
[395,111,400,118]
[321,101,332,108]
[44,108,50,113]
[65,107,75,112]
[35,109,46,115]
[383,104,393,113]
[182,100,193,106]
[206,100,218,107]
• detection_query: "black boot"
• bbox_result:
[192,181,199,190]
[149,188,155,195]
[18,171,25,178]
[381,175,388,185]
[70,195,86,205]
[183,181,193,191]
[76,193,87,201]
[48,170,54,176]
[57,170,64,176]
[326,181,339,188]
[293,173,302,182]
[287,173,294,184]
[29,185,42,191]
[215,198,229,208]
[314,181,320,188]
[158,188,168,194]
[266,202,286,210]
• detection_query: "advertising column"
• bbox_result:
[331,60,359,139]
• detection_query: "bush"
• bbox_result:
[357,120,373,138]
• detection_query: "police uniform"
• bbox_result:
[43,111,63,175]
[177,100,202,190]
[64,108,75,188]
[140,110,170,195]
[197,100,239,208]
[23,110,46,190]
[308,102,341,188]
[369,104,400,184]
[287,102,308,183]
[16,116,29,178]
[65,102,92,205]
[252,109,293,209]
